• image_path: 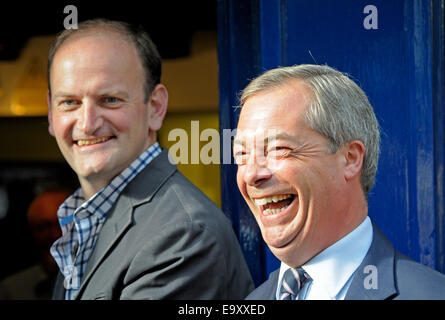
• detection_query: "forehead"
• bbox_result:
[50,31,143,85]
[236,80,313,134]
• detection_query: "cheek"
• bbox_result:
[272,161,299,185]
[236,167,247,194]
[236,167,255,204]
[110,106,149,134]
[266,157,288,174]
[51,113,75,140]
[104,108,138,134]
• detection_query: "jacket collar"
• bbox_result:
[344,223,398,300]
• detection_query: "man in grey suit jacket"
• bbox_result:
[233,64,445,300]
[47,18,253,299]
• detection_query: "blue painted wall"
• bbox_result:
[217,0,265,286]
[218,0,445,286]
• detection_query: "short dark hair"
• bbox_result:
[47,18,161,102]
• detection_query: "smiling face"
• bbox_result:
[234,80,364,267]
[48,32,166,198]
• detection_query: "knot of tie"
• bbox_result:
[279,267,311,300]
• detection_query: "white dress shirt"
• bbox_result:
[276,216,373,300]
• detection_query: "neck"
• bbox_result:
[79,165,136,199]
[79,179,105,200]
[322,186,369,253]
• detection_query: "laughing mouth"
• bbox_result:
[254,194,296,215]
[76,136,113,146]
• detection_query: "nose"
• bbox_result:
[243,154,272,186]
[77,99,103,135]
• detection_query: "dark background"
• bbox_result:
[0,1,217,60]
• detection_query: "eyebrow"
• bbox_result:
[99,90,129,99]
[52,90,130,100]
[52,92,75,100]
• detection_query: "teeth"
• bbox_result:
[263,205,290,215]
[77,137,111,146]
[254,194,293,206]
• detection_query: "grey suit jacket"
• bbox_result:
[53,149,254,300]
[246,223,445,300]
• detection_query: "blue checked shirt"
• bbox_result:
[50,143,162,300]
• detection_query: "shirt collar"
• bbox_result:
[276,216,373,300]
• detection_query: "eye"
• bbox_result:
[59,99,80,110]
[103,96,121,104]
[100,96,124,107]
[267,146,292,158]
[233,150,248,165]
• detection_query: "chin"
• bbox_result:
[262,232,293,251]
[264,228,305,257]
[79,163,106,176]
[76,162,111,180]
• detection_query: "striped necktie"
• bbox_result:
[279,267,311,300]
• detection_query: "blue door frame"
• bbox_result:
[217,0,445,286]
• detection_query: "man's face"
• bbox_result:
[48,33,159,189]
[234,80,349,266]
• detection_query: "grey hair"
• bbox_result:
[240,64,380,197]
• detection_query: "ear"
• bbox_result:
[47,90,55,137]
[343,140,365,181]
[148,84,168,132]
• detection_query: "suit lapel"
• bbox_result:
[247,269,279,300]
[124,149,177,208]
[265,270,280,299]
[345,223,398,300]
[74,149,177,299]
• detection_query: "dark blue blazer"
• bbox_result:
[246,223,445,300]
